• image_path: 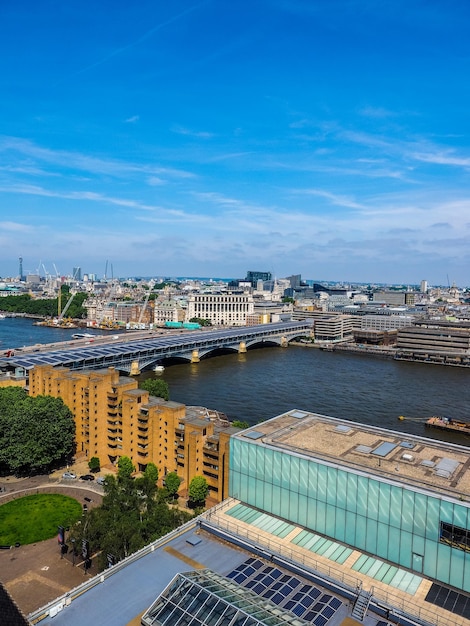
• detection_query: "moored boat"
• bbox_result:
[425,416,470,435]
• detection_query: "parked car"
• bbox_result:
[62,472,76,479]
[96,476,106,485]
[79,474,95,481]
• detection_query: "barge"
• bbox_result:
[425,416,470,435]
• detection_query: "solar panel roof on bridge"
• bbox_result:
[6,322,311,370]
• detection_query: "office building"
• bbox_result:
[230,411,470,594]
[187,292,254,326]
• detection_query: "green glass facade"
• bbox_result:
[229,437,470,593]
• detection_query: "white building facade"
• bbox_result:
[186,292,254,326]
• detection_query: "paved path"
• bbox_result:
[0,473,104,616]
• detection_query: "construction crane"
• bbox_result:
[138,289,152,325]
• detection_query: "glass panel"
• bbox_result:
[336,469,348,508]
[316,500,326,535]
[326,466,338,507]
[308,462,318,497]
[355,514,367,550]
[299,458,309,496]
[334,504,346,542]
[254,478,264,509]
[263,480,273,514]
[365,517,378,554]
[399,531,412,569]
[317,464,327,503]
[288,489,299,524]
[264,448,273,487]
[281,454,291,489]
[366,479,379,521]
[377,521,389,560]
[425,496,440,539]
[412,492,427,537]
[387,525,401,563]
[248,446,257,479]
[356,476,368,518]
[401,490,414,533]
[271,485,281,517]
[345,473,358,512]
[272,450,282,487]
[306,495,317,532]
[325,503,336,537]
[389,485,404,530]
[423,537,437,579]
[377,482,391,524]
[345,511,357,545]
[298,493,308,527]
[290,455,300,494]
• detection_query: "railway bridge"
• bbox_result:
[3,322,313,375]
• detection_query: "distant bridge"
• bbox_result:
[4,322,312,375]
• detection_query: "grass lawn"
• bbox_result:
[0,494,82,546]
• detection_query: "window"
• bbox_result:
[440,521,470,552]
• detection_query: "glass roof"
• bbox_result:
[141,570,309,626]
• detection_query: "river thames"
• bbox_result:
[2,316,469,446]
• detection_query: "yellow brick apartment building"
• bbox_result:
[29,365,234,502]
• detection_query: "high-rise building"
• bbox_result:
[245,270,272,287]
[28,365,233,501]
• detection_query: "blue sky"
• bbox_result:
[0,0,469,286]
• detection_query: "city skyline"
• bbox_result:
[1,1,469,284]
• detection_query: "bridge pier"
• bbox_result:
[191,350,200,364]
[130,360,141,375]
[238,341,247,354]
[280,336,288,348]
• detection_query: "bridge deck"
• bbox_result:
[2,322,312,373]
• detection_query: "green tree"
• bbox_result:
[139,378,169,401]
[232,420,249,429]
[144,462,159,484]
[88,457,100,472]
[68,470,193,569]
[0,388,75,475]
[117,456,135,480]
[189,317,212,326]
[188,476,209,507]
[164,472,181,499]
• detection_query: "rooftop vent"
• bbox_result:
[335,425,352,434]
[289,410,308,419]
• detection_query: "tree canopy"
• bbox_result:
[0,387,75,475]
[117,456,135,480]
[164,472,181,498]
[139,378,170,401]
[188,476,209,506]
[0,291,88,319]
[144,462,159,484]
[68,470,193,569]
[232,420,249,429]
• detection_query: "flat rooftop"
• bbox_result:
[234,410,470,500]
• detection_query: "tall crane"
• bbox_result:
[138,289,152,325]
